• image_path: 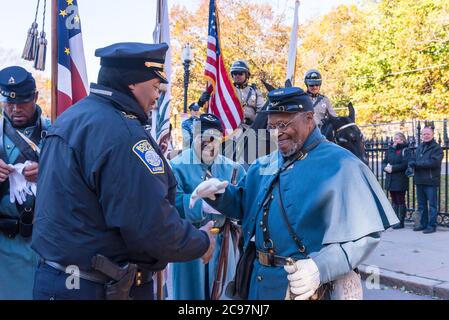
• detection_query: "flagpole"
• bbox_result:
[286,0,300,85]
[51,0,58,123]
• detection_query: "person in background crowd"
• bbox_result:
[382,132,411,229]
[409,126,443,234]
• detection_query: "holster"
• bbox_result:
[0,216,19,238]
[19,207,33,238]
[91,254,138,300]
[0,207,34,239]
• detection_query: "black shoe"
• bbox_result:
[423,227,436,234]
[413,226,426,231]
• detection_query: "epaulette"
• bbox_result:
[121,112,138,120]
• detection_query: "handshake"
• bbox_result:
[189,178,229,265]
[189,178,229,208]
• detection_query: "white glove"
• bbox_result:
[202,200,222,215]
[23,161,37,196]
[189,178,229,209]
[284,258,321,300]
[8,163,33,205]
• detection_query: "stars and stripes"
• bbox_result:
[57,0,88,116]
[204,0,243,136]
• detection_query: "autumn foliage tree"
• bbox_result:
[169,0,449,125]
[169,0,290,126]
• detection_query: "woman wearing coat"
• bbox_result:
[382,132,411,229]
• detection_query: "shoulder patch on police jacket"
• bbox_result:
[132,140,165,174]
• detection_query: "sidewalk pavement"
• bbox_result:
[359,223,449,299]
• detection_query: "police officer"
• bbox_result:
[32,42,215,300]
[0,66,50,299]
[181,102,201,150]
[198,60,265,126]
[190,87,398,300]
[304,69,337,127]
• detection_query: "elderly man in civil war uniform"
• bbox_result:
[190,87,398,300]
[170,113,246,300]
[0,66,50,299]
[32,42,216,300]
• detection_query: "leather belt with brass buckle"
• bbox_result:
[44,260,153,286]
[256,250,290,267]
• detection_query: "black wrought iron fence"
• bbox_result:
[364,120,449,227]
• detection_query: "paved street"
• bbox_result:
[360,224,449,299]
[363,283,438,300]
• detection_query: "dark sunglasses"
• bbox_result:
[232,71,245,76]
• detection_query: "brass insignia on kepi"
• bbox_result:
[132,140,165,174]
[8,77,15,84]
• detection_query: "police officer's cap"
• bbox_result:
[0,66,36,104]
[264,87,313,114]
[194,113,224,136]
[95,42,169,83]
[189,102,200,111]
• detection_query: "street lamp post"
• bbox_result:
[182,43,194,114]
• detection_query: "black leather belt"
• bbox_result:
[43,260,154,286]
[256,250,292,267]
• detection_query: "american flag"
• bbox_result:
[204,0,243,135]
[57,0,88,116]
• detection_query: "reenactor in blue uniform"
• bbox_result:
[0,66,50,299]
[190,87,398,300]
[170,114,246,300]
[31,42,215,300]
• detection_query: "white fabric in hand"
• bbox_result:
[284,258,321,300]
[189,178,229,209]
[8,163,33,205]
[23,161,37,196]
[202,200,222,215]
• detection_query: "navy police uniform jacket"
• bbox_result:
[31,83,209,271]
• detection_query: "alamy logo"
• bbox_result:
[65,265,80,290]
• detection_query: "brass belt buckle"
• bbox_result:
[258,252,270,266]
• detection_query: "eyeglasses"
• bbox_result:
[232,72,245,76]
[267,113,304,131]
[308,84,320,87]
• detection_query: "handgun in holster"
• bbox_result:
[91,254,138,300]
